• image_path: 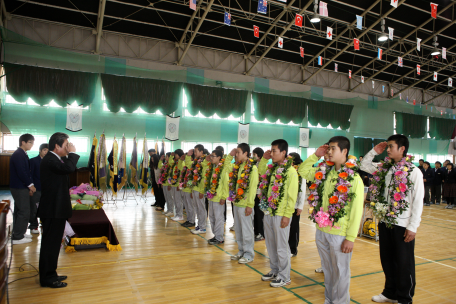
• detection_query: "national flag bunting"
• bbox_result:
[224,12,231,26]
[449,78,453,87]
[391,0,398,8]
[319,1,328,17]
[398,57,403,67]
[354,38,360,50]
[257,0,267,14]
[442,47,447,59]
[348,70,351,79]
[417,64,420,75]
[300,46,304,58]
[413,99,416,106]
[361,76,364,83]
[388,27,394,40]
[254,25,259,38]
[326,26,333,40]
[295,14,303,27]
[377,48,383,60]
[190,0,196,10]
[318,56,323,66]
[372,80,375,88]
[334,63,338,72]
[399,93,402,100]
[417,38,421,51]
[278,37,283,48]
[391,89,394,97]
[356,15,363,30]
[431,3,438,19]
[434,72,438,81]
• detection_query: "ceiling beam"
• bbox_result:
[95,0,107,54]
[177,0,215,66]
[177,0,204,48]
[424,71,456,94]
[302,0,406,85]
[244,0,312,76]
[302,0,381,71]
[424,88,456,105]
[350,17,456,92]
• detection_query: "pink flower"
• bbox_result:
[261,174,267,179]
[275,174,282,179]
[395,171,404,176]
[212,174,217,178]
[272,185,279,191]
[268,164,273,169]
[394,192,402,201]
[399,183,407,192]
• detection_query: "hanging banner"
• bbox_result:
[334,63,338,72]
[417,64,421,75]
[300,47,304,58]
[388,27,394,40]
[224,12,231,26]
[391,0,398,8]
[431,3,438,19]
[257,0,267,14]
[354,38,360,50]
[372,80,375,89]
[442,47,447,59]
[417,38,422,51]
[319,1,328,17]
[348,70,352,79]
[299,128,310,148]
[254,25,259,38]
[238,123,250,144]
[295,14,303,27]
[165,115,180,141]
[434,72,438,81]
[449,78,453,87]
[356,15,363,30]
[378,48,383,60]
[326,26,333,40]
[278,37,283,48]
[66,105,83,132]
[398,57,403,67]
[190,0,196,10]
[318,56,323,66]
[361,76,364,83]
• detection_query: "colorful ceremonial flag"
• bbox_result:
[140,136,149,195]
[224,12,231,26]
[449,78,453,87]
[361,76,364,83]
[88,135,98,188]
[300,47,304,58]
[97,133,107,192]
[356,15,363,30]
[117,136,127,191]
[160,139,165,156]
[443,47,447,59]
[334,63,338,72]
[190,0,196,10]
[326,26,333,40]
[354,38,360,50]
[295,14,303,27]
[349,70,352,79]
[319,1,328,17]
[108,138,118,196]
[398,57,403,67]
[377,48,383,60]
[388,27,394,40]
[417,38,421,51]
[417,64,420,75]
[278,37,283,48]
[254,25,259,38]
[257,0,267,14]
[431,3,438,19]
[318,56,323,66]
[391,0,398,8]
[130,136,139,193]
[434,72,438,81]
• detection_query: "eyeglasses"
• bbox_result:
[210,155,219,158]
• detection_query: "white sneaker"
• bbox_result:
[230,254,242,261]
[191,228,206,235]
[30,229,40,234]
[315,267,324,273]
[12,238,32,245]
[229,225,235,231]
[172,216,184,221]
[165,212,174,217]
[372,294,398,303]
[23,234,33,239]
[238,257,253,264]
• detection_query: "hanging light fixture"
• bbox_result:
[310,0,320,23]
[431,36,441,55]
[378,19,387,41]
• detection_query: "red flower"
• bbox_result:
[337,185,348,193]
[326,161,335,166]
[315,172,323,180]
[309,184,317,190]
[338,172,348,180]
[329,196,339,204]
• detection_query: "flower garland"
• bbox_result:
[168,161,181,185]
[227,159,254,203]
[293,165,303,193]
[178,166,188,190]
[204,158,226,199]
[186,155,206,188]
[157,159,171,184]
[368,155,415,228]
[308,156,358,229]
[258,156,294,215]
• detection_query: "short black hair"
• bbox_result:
[271,139,288,155]
[252,147,264,159]
[49,132,68,151]
[166,152,172,157]
[435,161,442,166]
[39,143,49,151]
[148,149,156,153]
[174,149,184,158]
[445,159,451,163]
[328,136,350,156]
[447,163,454,170]
[194,144,204,153]
[419,159,424,162]
[237,143,250,156]
[19,134,35,147]
[289,152,302,166]
[424,161,430,167]
[387,134,409,157]
[359,156,364,158]
[203,149,209,155]
[215,146,224,153]
[152,154,160,169]
[212,149,223,158]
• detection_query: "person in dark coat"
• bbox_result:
[431,161,444,205]
[29,143,49,234]
[38,132,79,288]
[442,163,456,210]
[422,162,435,206]
[418,159,425,174]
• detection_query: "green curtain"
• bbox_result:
[184,83,247,118]
[395,112,427,138]
[429,116,456,140]
[101,74,182,114]
[354,137,373,159]
[252,92,307,124]
[373,138,388,161]
[4,63,97,107]
[307,100,354,130]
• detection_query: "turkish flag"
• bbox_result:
[431,3,438,19]
[354,38,359,50]
[300,47,304,58]
[295,14,303,27]
[254,25,259,38]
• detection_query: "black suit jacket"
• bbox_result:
[444,169,456,184]
[38,152,80,219]
[423,168,435,186]
[433,168,445,184]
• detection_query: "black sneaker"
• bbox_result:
[208,238,224,245]
[181,221,189,226]
[182,222,195,227]
[261,271,277,281]
[270,278,290,287]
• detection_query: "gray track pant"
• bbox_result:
[192,190,207,230]
[233,205,255,260]
[182,191,195,223]
[209,201,225,242]
[163,187,174,213]
[171,187,183,218]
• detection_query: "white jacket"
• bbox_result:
[295,178,307,210]
[154,168,161,182]
[360,148,424,233]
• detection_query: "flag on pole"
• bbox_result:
[278,37,283,48]
[372,80,375,88]
[413,99,416,106]
[326,26,333,40]
[348,70,352,79]
[361,76,364,83]
[300,47,304,58]
[449,78,453,87]
[399,93,402,100]
[88,135,98,188]
[160,139,165,156]
[434,72,438,81]
[398,57,403,67]
[190,0,196,10]
[356,15,363,30]
[117,136,127,191]
[224,12,231,26]
[388,27,394,40]
[97,133,107,192]
[108,138,118,196]
[431,3,438,19]
[417,65,420,75]
[417,38,422,51]
[406,96,409,103]
[442,47,447,59]
[382,86,385,93]
[391,0,398,8]
[318,56,323,66]
[257,0,267,14]
[130,136,139,193]
[334,63,338,72]
[140,136,149,195]
[295,14,303,27]
[319,1,328,17]
[354,38,360,50]
[377,48,383,60]
[254,25,259,38]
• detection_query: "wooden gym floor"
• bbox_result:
[3,190,456,304]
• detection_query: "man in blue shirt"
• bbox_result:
[9,134,36,245]
[29,143,49,234]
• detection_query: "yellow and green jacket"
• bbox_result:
[178,161,193,194]
[225,155,259,208]
[258,157,299,218]
[206,154,235,202]
[185,155,209,194]
[170,159,183,188]
[158,157,174,187]
[299,154,364,242]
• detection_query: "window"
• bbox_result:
[426,154,453,165]
[5,94,88,109]
[105,139,171,154]
[68,137,88,153]
[181,142,213,153]
[307,121,341,130]
[409,153,423,162]
[250,97,298,126]
[2,134,48,152]
[306,148,316,156]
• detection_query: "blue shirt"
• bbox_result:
[30,155,42,191]
[9,148,33,189]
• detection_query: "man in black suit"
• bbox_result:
[422,161,435,206]
[38,132,79,288]
[431,161,444,205]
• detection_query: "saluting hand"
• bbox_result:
[315,145,329,158]
[374,142,388,154]
[263,150,272,160]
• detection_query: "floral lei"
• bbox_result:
[368,155,415,228]
[168,161,181,185]
[204,158,226,199]
[258,156,294,215]
[308,157,358,229]
[158,159,171,184]
[227,159,254,203]
[293,165,303,193]
[178,166,188,189]
[186,155,206,188]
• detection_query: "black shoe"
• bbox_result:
[207,237,217,244]
[182,222,195,227]
[58,276,67,281]
[291,250,298,257]
[208,238,224,245]
[41,281,67,288]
